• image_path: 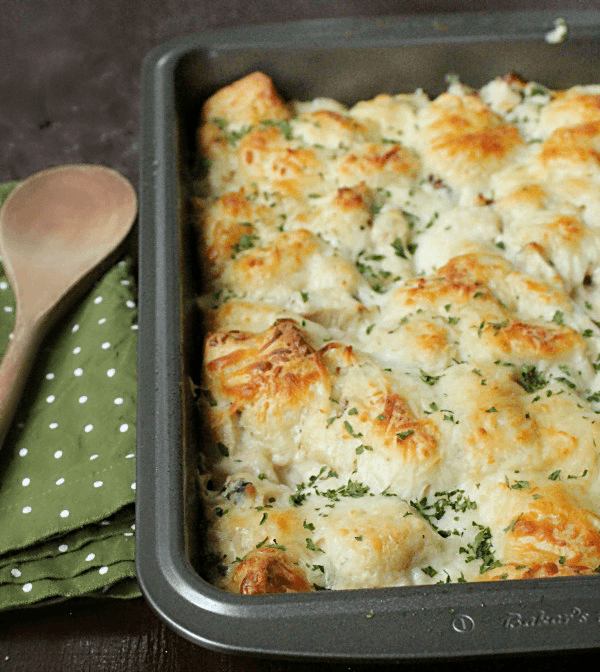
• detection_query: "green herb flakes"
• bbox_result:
[216,442,230,457]
[518,365,548,393]
[392,238,407,259]
[503,514,523,533]
[420,369,441,386]
[306,538,324,553]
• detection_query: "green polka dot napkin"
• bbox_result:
[0,181,140,608]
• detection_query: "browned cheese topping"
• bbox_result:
[194,71,600,593]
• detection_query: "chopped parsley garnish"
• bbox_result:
[548,470,561,481]
[420,369,441,385]
[232,233,259,255]
[396,430,414,440]
[507,479,529,490]
[528,85,549,97]
[344,480,370,498]
[410,490,477,535]
[392,237,407,259]
[216,442,229,457]
[355,261,390,293]
[489,320,508,334]
[552,310,565,325]
[290,467,341,506]
[421,566,438,577]
[503,514,523,533]
[343,420,363,438]
[402,211,419,229]
[268,542,287,551]
[306,538,324,553]
[260,119,293,140]
[459,524,502,574]
[556,376,576,390]
[289,490,308,507]
[226,125,252,146]
[210,116,227,129]
[517,365,548,393]
[316,479,370,502]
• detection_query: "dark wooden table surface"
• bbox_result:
[2,1,600,670]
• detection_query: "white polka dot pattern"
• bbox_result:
[0,227,138,606]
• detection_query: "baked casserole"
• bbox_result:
[193,71,600,593]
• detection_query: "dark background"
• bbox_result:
[2,1,600,670]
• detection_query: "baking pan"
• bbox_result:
[137,9,600,660]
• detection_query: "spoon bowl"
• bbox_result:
[0,164,137,448]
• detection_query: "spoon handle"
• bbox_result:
[0,317,44,449]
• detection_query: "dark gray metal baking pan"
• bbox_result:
[137,9,600,660]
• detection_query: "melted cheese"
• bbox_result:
[195,71,600,593]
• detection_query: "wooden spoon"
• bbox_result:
[0,164,137,448]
